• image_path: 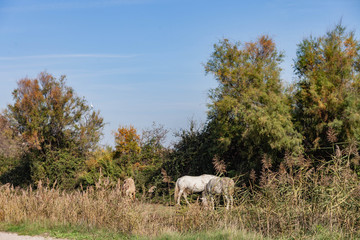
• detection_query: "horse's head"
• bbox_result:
[201,196,209,208]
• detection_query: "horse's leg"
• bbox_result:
[224,194,230,210]
[177,189,184,205]
[183,192,190,205]
[201,191,210,209]
[210,194,215,210]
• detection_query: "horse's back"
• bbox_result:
[206,177,221,194]
[200,174,217,182]
[176,174,217,193]
[206,177,234,194]
[222,177,235,194]
[124,177,135,187]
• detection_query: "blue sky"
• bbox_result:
[0,0,359,146]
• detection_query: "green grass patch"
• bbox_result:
[0,221,268,240]
[0,221,352,240]
[0,221,131,240]
[157,229,268,240]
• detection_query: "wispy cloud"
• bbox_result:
[0,0,155,13]
[0,54,138,61]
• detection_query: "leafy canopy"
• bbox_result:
[205,36,302,171]
[6,72,104,153]
[4,72,104,187]
[293,24,360,153]
[114,125,141,156]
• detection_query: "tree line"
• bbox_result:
[0,24,359,193]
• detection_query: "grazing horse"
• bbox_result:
[147,185,156,198]
[202,177,234,210]
[174,174,217,205]
[122,177,136,200]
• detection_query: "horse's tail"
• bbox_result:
[229,179,235,195]
[174,180,179,204]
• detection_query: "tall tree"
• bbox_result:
[205,36,302,173]
[5,72,104,187]
[141,122,169,165]
[293,24,360,157]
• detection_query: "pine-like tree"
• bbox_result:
[205,36,303,172]
[293,24,360,158]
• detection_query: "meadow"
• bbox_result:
[0,149,359,240]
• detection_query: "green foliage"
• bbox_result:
[141,122,169,166]
[3,72,104,188]
[204,36,303,174]
[0,115,30,186]
[133,123,171,196]
[0,155,31,187]
[169,25,359,181]
[166,120,216,179]
[77,146,124,187]
[28,149,84,189]
[77,123,170,198]
[293,24,360,158]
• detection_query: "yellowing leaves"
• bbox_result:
[114,125,141,155]
[7,71,104,154]
[85,147,113,169]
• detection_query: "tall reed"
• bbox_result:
[0,146,359,238]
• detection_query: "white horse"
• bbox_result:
[202,177,235,210]
[174,174,217,205]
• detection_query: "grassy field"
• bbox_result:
[0,152,359,239]
[0,211,350,240]
[0,221,270,240]
[0,219,347,240]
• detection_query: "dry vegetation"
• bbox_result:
[0,147,359,239]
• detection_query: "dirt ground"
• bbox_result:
[0,232,67,240]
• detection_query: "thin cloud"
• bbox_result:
[0,54,139,61]
[0,0,155,13]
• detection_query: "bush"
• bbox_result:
[29,149,85,189]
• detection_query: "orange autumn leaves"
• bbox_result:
[114,125,141,155]
[10,73,73,150]
[7,72,104,152]
[12,75,52,149]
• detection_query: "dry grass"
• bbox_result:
[242,150,360,238]
[0,178,237,237]
[0,148,359,239]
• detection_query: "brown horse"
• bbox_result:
[122,178,136,200]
